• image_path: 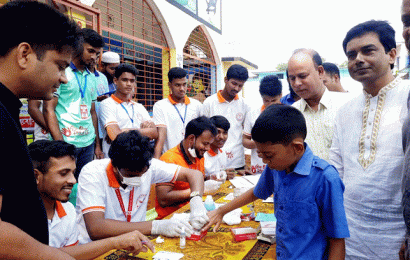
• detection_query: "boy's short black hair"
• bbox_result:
[81,28,105,48]
[114,63,139,78]
[210,115,230,132]
[251,105,307,145]
[185,116,217,139]
[168,67,187,83]
[28,140,76,173]
[109,130,153,172]
[259,75,282,97]
[322,62,340,77]
[0,0,81,59]
[226,64,249,81]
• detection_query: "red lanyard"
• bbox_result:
[115,187,134,222]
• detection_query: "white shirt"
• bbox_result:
[243,105,266,174]
[48,201,79,248]
[293,88,350,160]
[202,91,250,169]
[76,158,180,244]
[204,148,227,178]
[329,77,409,259]
[99,95,152,157]
[153,96,202,153]
[33,100,50,141]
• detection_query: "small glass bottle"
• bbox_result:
[204,195,216,211]
[180,227,186,249]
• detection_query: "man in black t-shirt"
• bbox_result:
[0,1,80,259]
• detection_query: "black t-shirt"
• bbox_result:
[0,82,49,244]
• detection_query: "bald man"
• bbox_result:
[287,49,349,160]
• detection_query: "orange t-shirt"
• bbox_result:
[155,145,204,219]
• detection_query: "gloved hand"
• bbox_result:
[189,196,209,230]
[210,171,227,182]
[151,219,193,237]
[204,180,222,193]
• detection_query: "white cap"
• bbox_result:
[101,51,120,64]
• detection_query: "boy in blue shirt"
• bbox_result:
[202,104,349,259]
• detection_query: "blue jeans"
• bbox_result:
[74,141,95,180]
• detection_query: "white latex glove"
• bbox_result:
[211,171,227,182]
[189,196,209,230]
[151,219,193,237]
[204,180,222,193]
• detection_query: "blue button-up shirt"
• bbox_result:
[254,144,349,259]
[280,93,296,105]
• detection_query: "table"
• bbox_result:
[95,181,276,260]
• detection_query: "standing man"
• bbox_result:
[202,64,250,170]
[288,49,348,160]
[330,20,409,259]
[155,116,216,219]
[101,51,121,93]
[44,28,105,179]
[153,67,202,158]
[322,62,347,92]
[99,63,157,157]
[243,75,282,174]
[0,1,80,258]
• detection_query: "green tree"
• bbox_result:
[276,62,288,71]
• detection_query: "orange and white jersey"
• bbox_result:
[204,148,227,178]
[202,91,250,169]
[48,201,79,248]
[153,96,202,154]
[99,95,152,157]
[243,105,266,174]
[76,158,180,244]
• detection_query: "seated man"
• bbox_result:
[243,75,282,174]
[155,116,217,219]
[99,63,157,157]
[204,115,231,180]
[76,130,208,243]
[29,140,154,259]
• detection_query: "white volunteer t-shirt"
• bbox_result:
[76,158,180,244]
[243,105,266,174]
[202,91,250,169]
[153,96,202,154]
[48,201,79,248]
[204,148,227,178]
[99,95,152,156]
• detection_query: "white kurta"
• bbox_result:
[329,77,409,259]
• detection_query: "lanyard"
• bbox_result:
[173,104,187,124]
[120,102,135,125]
[74,72,88,99]
[115,187,134,222]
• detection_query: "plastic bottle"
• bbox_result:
[204,195,216,211]
[180,227,186,249]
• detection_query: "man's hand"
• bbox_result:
[95,144,104,159]
[237,169,253,176]
[140,121,155,129]
[151,219,193,237]
[189,196,209,230]
[111,230,155,255]
[201,208,224,233]
[225,169,237,180]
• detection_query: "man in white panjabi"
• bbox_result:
[329,20,410,259]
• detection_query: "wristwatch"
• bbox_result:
[190,191,200,199]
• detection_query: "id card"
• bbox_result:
[80,104,88,119]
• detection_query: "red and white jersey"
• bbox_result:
[76,158,180,244]
[48,201,79,248]
[202,91,250,169]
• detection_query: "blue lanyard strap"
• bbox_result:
[173,104,187,124]
[74,72,88,99]
[120,102,135,124]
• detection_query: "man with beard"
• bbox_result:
[44,28,105,179]
[101,51,120,93]
[155,116,217,219]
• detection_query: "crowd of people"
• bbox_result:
[3,0,410,259]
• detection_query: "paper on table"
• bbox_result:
[229,176,255,188]
[262,197,273,203]
[242,174,261,185]
[153,251,183,260]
